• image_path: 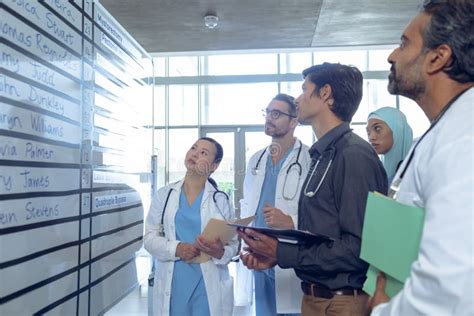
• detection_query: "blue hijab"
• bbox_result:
[368,107,413,184]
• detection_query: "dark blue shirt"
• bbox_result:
[277,122,388,290]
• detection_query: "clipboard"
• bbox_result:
[188,215,255,263]
[228,223,335,245]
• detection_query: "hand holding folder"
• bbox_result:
[361,192,425,298]
[188,216,255,263]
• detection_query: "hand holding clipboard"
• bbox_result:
[228,223,335,245]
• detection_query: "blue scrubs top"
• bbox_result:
[170,189,210,316]
[254,148,297,316]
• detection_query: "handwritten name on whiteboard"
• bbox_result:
[1,44,81,97]
[0,103,80,144]
[0,166,80,194]
[5,0,81,52]
[0,136,80,164]
[0,195,79,227]
[43,0,82,29]
[1,14,81,78]
[0,75,80,119]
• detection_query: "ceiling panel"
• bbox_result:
[98,0,419,53]
[313,0,418,47]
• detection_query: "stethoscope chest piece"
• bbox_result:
[304,191,316,198]
[303,149,335,198]
[158,224,165,237]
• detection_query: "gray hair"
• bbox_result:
[421,0,474,83]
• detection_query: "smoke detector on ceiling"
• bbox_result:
[204,14,219,29]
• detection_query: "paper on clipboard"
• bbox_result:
[189,215,255,263]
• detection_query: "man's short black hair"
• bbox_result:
[302,63,363,122]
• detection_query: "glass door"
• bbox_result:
[201,126,268,216]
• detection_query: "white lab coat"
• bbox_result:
[235,139,311,313]
[144,180,238,316]
[372,88,474,315]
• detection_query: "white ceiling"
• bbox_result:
[98,0,419,53]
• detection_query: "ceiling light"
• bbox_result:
[204,14,219,29]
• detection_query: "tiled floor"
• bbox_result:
[105,284,255,316]
[104,285,149,316]
[105,261,255,316]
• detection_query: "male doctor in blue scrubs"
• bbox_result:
[236,93,311,315]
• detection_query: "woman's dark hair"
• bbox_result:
[207,177,219,190]
[420,0,474,83]
[302,63,363,122]
[199,137,224,164]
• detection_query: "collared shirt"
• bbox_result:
[277,122,388,290]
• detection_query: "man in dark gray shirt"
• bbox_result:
[239,63,387,316]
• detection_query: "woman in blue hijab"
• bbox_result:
[366,107,413,185]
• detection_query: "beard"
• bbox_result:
[388,56,426,101]
[265,123,289,138]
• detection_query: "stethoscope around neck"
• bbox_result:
[303,130,350,198]
[303,148,335,197]
[251,140,303,201]
[158,179,231,237]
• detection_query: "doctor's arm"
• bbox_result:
[143,189,181,262]
[371,140,473,315]
[195,236,224,259]
[263,204,294,229]
[239,152,259,219]
[217,233,239,264]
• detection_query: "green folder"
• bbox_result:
[364,265,404,298]
[361,192,425,298]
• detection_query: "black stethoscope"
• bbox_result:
[251,140,303,201]
[158,180,231,237]
[303,130,350,198]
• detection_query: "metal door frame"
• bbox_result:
[200,125,263,215]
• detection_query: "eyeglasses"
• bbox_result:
[262,109,296,120]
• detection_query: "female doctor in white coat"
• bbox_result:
[144,137,238,316]
[236,132,311,314]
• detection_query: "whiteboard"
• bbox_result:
[0,0,153,315]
